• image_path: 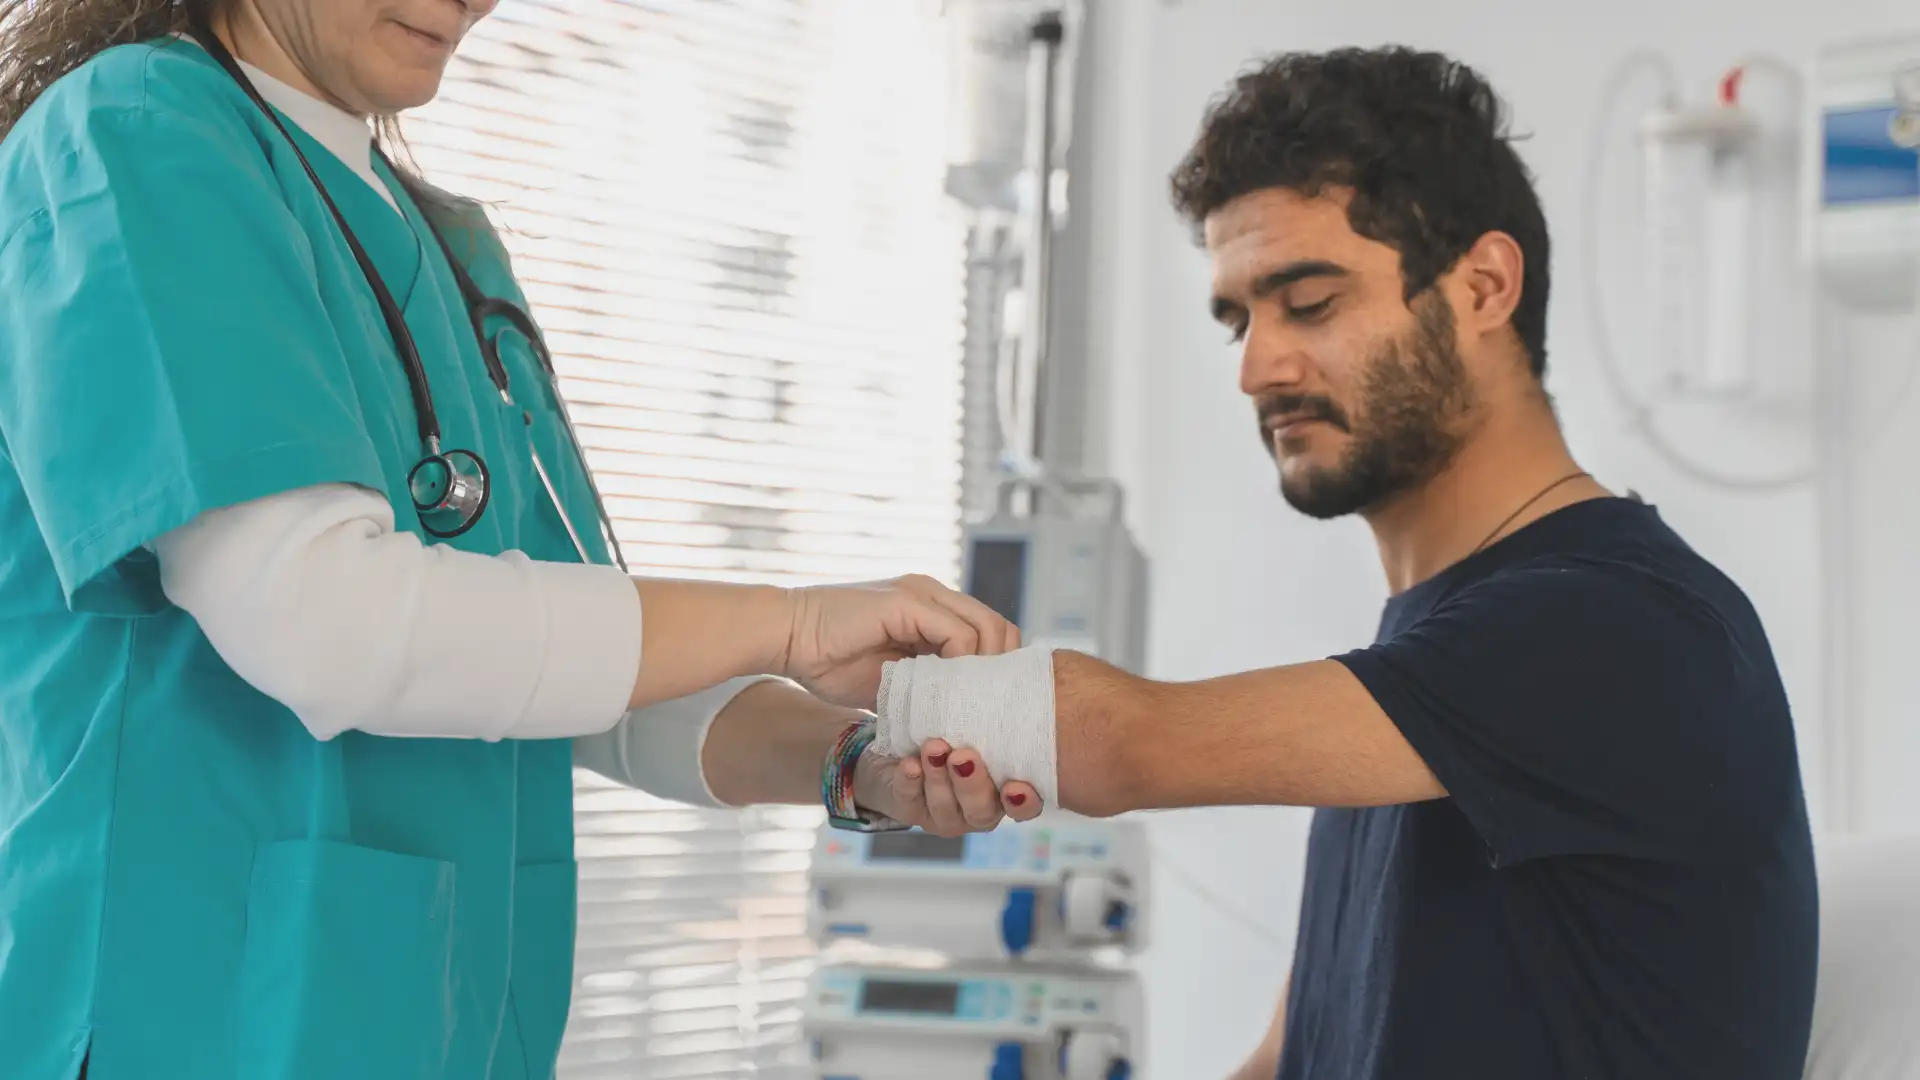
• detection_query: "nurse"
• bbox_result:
[0,2,1042,1078]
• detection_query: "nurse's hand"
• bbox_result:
[854,738,1044,837]
[778,576,1019,709]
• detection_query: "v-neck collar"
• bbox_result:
[179,39,428,309]
[234,58,393,213]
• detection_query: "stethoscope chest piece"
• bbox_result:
[409,448,491,538]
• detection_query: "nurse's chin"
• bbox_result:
[357,69,451,115]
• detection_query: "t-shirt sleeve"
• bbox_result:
[0,102,389,614]
[1334,558,1744,866]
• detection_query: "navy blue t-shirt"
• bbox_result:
[1277,497,1817,1080]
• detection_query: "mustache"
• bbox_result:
[1256,395,1349,436]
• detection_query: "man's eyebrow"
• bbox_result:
[1251,260,1351,298]
[1211,260,1351,322]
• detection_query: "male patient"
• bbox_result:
[889,45,1819,1080]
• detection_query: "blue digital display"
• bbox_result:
[1823,105,1920,206]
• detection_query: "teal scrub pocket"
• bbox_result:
[235,840,457,1080]
[506,861,579,1079]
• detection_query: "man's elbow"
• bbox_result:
[1227,1051,1283,1080]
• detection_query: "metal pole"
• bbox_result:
[1010,9,1064,515]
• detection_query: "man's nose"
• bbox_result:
[1239,321,1310,398]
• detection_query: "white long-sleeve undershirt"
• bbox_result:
[154,484,758,807]
[155,483,642,742]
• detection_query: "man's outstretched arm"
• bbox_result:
[878,563,1689,841]
[1053,652,1444,817]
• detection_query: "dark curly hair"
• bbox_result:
[0,0,457,214]
[1170,46,1551,377]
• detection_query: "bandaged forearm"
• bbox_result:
[873,646,1060,806]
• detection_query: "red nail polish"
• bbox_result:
[954,760,976,779]
[1008,792,1027,807]
[927,752,950,769]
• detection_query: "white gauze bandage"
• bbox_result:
[873,646,1060,807]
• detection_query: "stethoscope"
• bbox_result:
[187,22,627,571]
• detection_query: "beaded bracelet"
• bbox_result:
[822,718,907,832]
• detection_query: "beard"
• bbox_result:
[1258,296,1476,520]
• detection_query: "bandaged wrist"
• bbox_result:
[873,646,1059,807]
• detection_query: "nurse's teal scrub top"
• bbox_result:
[0,39,614,1080]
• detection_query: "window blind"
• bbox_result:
[403,2,968,1076]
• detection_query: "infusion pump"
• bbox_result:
[963,482,1148,673]
[809,816,1148,960]
[806,962,1141,1080]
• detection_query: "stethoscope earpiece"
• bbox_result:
[410,448,491,539]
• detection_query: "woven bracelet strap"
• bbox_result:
[822,718,906,832]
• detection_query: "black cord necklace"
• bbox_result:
[1468,470,1591,556]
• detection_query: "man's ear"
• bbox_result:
[1447,230,1524,337]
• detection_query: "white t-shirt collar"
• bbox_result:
[174,33,400,214]
[235,58,397,213]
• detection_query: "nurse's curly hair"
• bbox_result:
[0,0,435,199]
[0,0,193,141]
[1168,46,1552,378]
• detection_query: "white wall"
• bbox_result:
[1071,1,1920,1076]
